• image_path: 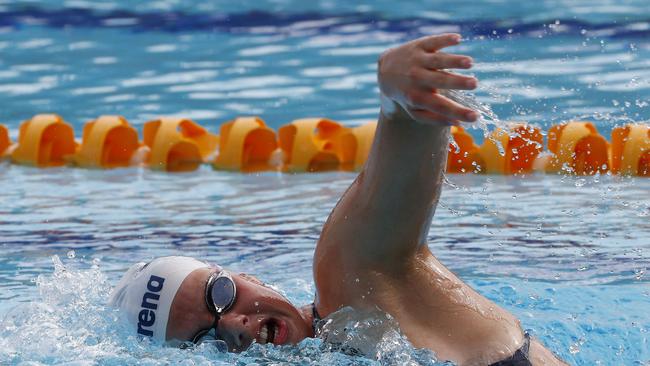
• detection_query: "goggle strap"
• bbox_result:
[205,271,220,314]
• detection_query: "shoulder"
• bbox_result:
[313,241,413,318]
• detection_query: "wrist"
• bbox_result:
[379,93,450,134]
[380,93,409,121]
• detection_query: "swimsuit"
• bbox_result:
[310,303,532,366]
[488,333,531,366]
[311,302,322,332]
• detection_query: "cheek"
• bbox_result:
[235,286,282,314]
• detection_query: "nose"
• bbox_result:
[217,314,253,352]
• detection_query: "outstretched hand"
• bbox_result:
[378,33,479,126]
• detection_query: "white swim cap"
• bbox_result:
[108,256,209,342]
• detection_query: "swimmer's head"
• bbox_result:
[109,256,314,351]
[108,256,210,341]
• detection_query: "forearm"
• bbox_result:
[361,99,450,250]
[316,98,450,268]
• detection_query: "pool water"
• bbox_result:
[0,1,649,365]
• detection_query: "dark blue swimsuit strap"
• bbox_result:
[488,333,532,366]
[311,302,322,332]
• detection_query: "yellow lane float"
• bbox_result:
[11,114,77,167]
[447,126,481,173]
[0,124,10,158]
[477,124,543,175]
[545,122,610,175]
[278,118,356,172]
[213,117,277,172]
[611,124,650,177]
[351,121,377,171]
[143,118,219,172]
[74,115,140,169]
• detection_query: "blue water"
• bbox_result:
[0,1,649,365]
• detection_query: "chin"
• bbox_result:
[285,317,310,344]
[275,307,310,344]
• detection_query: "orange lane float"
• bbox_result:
[611,124,650,176]
[545,121,610,175]
[0,124,10,158]
[2,115,649,177]
[278,118,356,172]
[477,124,543,175]
[213,117,277,172]
[447,126,481,173]
[351,121,377,171]
[11,114,77,167]
[74,115,140,169]
[143,118,219,172]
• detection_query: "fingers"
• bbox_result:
[416,69,477,90]
[409,92,478,122]
[421,52,473,70]
[418,33,461,52]
[383,33,480,125]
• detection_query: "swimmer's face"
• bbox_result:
[167,267,313,351]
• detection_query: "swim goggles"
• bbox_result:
[189,270,237,345]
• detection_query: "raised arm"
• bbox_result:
[313,34,567,366]
[314,34,478,277]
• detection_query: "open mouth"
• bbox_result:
[258,319,276,345]
[257,318,288,345]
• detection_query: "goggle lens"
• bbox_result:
[188,270,238,348]
[210,275,236,312]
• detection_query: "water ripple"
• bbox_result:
[0,167,648,364]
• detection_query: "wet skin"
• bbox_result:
[166,267,314,351]
[165,33,566,365]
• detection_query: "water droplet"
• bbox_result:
[67,250,75,259]
[450,139,461,154]
[575,179,586,187]
[634,269,645,280]
[569,343,580,354]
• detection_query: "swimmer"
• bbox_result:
[110,33,566,365]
